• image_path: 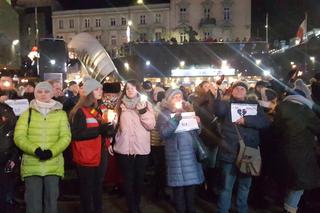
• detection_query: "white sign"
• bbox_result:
[171,112,199,133]
[5,99,29,116]
[171,67,235,77]
[231,103,258,122]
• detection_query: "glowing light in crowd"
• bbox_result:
[183,77,190,83]
[145,60,151,66]
[292,64,297,69]
[124,62,129,70]
[297,71,303,77]
[290,61,295,65]
[128,20,133,26]
[180,61,185,67]
[175,102,182,109]
[140,94,148,103]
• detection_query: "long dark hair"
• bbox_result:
[69,92,97,122]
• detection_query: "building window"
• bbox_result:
[224,8,230,21]
[155,32,162,41]
[58,20,64,29]
[140,15,146,25]
[110,18,116,26]
[140,33,147,41]
[84,19,90,28]
[111,35,117,45]
[204,32,210,40]
[180,32,187,43]
[69,19,74,29]
[95,18,101,27]
[121,17,126,25]
[96,35,101,41]
[155,14,161,23]
[204,8,210,18]
[180,8,187,21]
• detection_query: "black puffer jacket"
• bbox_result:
[0,102,18,164]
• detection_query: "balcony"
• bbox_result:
[199,17,216,28]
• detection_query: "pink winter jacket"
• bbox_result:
[114,103,155,155]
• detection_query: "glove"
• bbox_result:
[173,113,182,122]
[34,147,52,160]
[100,122,115,138]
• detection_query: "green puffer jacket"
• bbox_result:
[14,100,71,179]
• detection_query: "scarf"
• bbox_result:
[34,99,58,116]
[122,95,140,110]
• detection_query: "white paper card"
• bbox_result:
[231,103,258,122]
[5,99,29,116]
[170,112,199,133]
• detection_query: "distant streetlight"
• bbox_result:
[124,62,130,70]
[310,56,315,63]
[290,61,295,65]
[12,40,19,46]
[180,61,185,67]
[255,59,261,65]
[50,59,56,65]
[127,20,132,43]
[128,20,133,26]
[146,60,151,66]
[137,0,144,4]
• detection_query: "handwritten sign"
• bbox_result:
[5,99,29,116]
[171,112,199,133]
[231,103,258,122]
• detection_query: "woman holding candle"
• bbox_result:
[114,79,155,213]
[157,88,204,213]
[69,78,115,213]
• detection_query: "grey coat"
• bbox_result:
[157,108,204,187]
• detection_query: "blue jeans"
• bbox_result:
[284,190,304,213]
[217,161,252,213]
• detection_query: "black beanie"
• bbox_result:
[232,81,248,91]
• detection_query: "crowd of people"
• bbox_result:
[0,73,319,213]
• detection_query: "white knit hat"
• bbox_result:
[35,82,53,93]
[83,78,102,96]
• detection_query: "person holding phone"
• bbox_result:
[114,79,155,213]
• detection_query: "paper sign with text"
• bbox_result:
[231,103,258,122]
[5,99,29,116]
[170,112,199,133]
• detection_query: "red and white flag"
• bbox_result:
[296,18,307,42]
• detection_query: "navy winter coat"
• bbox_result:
[214,98,271,163]
[157,108,204,187]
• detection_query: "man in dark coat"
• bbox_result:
[274,79,320,213]
[212,81,270,213]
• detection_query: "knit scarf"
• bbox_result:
[34,99,58,116]
[122,95,140,110]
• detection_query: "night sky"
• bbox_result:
[57,0,320,42]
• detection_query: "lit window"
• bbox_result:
[180,32,186,43]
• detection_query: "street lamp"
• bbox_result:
[146,60,151,66]
[137,0,144,4]
[310,56,315,63]
[255,59,261,65]
[124,62,130,70]
[180,61,185,68]
[12,40,19,46]
[127,20,132,43]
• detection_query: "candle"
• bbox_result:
[175,102,182,109]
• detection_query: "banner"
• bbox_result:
[171,112,199,133]
[231,103,257,122]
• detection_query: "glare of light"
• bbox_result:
[221,60,227,66]
[137,0,144,4]
[50,59,56,65]
[263,70,271,76]
[290,61,295,65]
[265,25,268,29]
[126,26,131,42]
[128,20,133,26]
[297,71,303,77]
[292,64,297,69]
[146,60,151,66]
[183,77,189,83]
[124,62,130,70]
[255,59,261,65]
[12,40,19,46]
[310,56,315,62]
[175,102,182,109]
[170,82,177,89]
[140,94,148,102]
[295,39,300,45]
[180,61,185,67]
[3,67,7,70]
[3,81,10,87]
[195,77,201,86]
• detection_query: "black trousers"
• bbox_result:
[77,147,108,213]
[117,154,149,213]
[172,185,197,213]
[150,146,166,197]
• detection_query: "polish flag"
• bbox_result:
[296,18,307,42]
